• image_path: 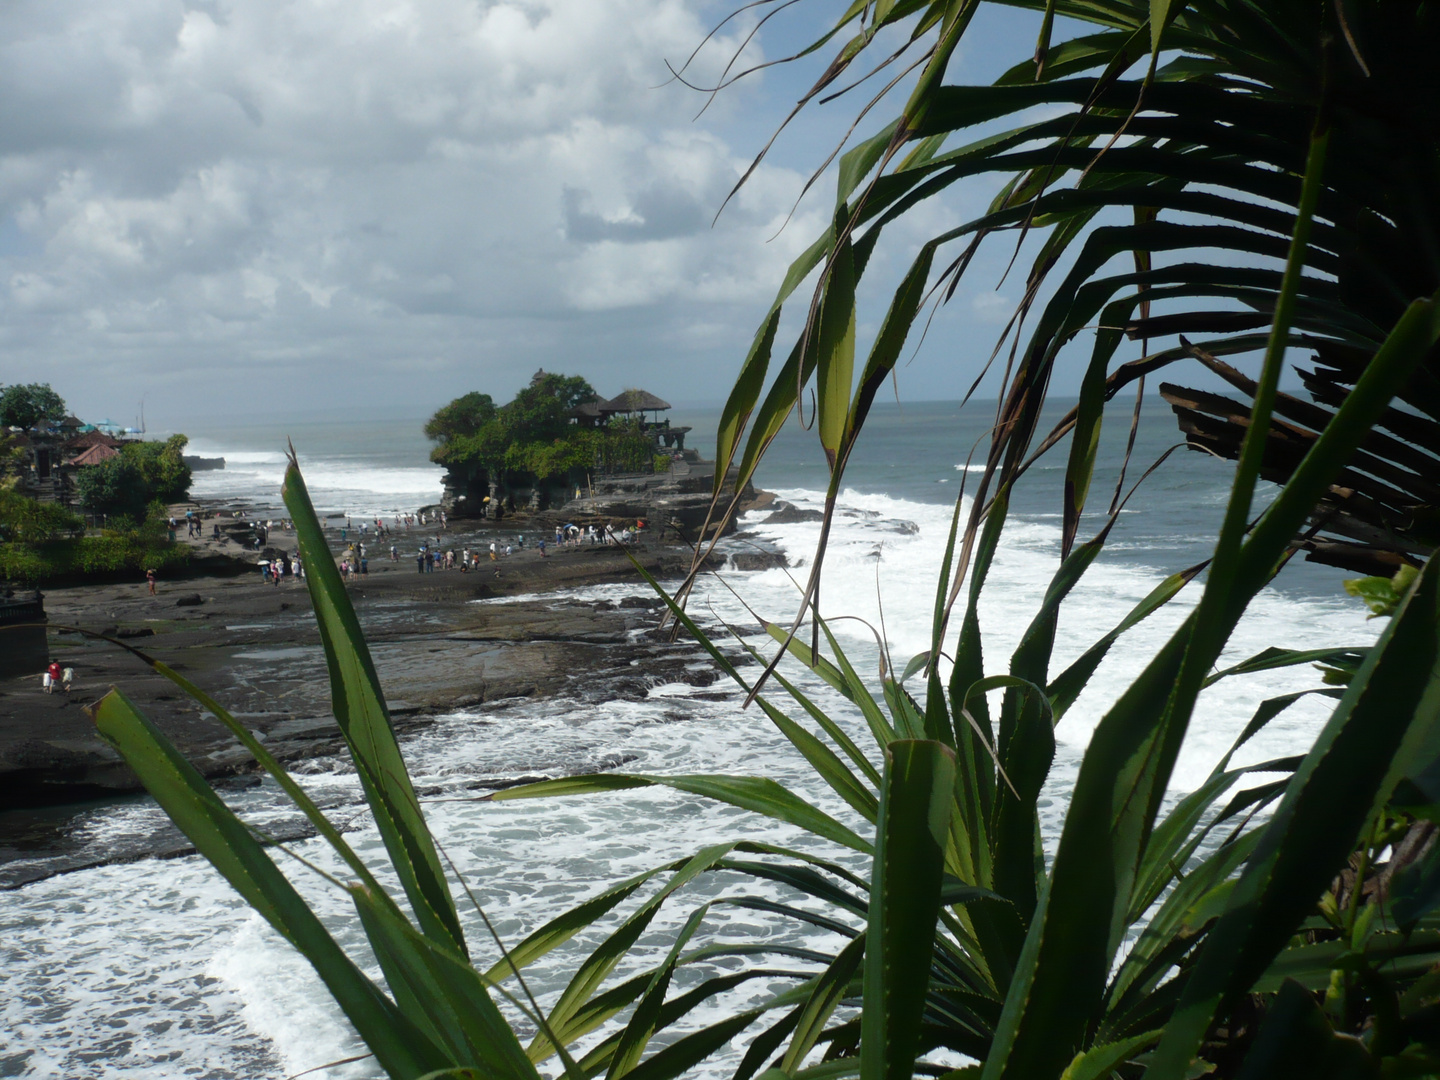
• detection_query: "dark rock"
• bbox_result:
[729,551,789,571]
[619,596,664,609]
[213,774,262,790]
[175,594,204,607]
[115,627,155,639]
[764,501,825,524]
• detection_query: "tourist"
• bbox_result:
[62,666,74,693]
[489,541,497,562]
[44,659,61,694]
[538,538,546,557]
[390,544,398,562]
[416,550,425,573]
[146,567,157,595]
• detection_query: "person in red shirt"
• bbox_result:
[45,660,62,694]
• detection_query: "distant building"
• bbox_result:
[6,422,128,505]
[568,388,691,452]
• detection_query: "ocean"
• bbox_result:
[0,400,1378,1078]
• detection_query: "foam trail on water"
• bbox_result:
[185,437,444,518]
[721,486,1376,791]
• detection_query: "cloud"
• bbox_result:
[0,0,828,419]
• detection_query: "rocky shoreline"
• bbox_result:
[0,510,789,888]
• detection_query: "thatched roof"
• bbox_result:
[70,442,120,466]
[568,399,604,419]
[602,389,671,413]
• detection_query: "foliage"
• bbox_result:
[0,489,83,545]
[1344,564,1422,618]
[0,382,66,430]
[0,432,24,489]
[430,371,652,485]
[0,488,185,584]
[74,435,192,517]
[0,532,189,585]
[425,392,498,446]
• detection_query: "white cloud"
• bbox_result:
[0,0,832,417]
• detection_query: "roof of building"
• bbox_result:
[65,430,122,451]
[602,389,671,413]
[59,416,84,428]
[568,399,605,419]
[70,443,121,466]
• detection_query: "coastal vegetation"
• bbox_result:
[0,493,189,585]
[428,371,657,510]
[71,434,193,520]
[0,385,192,584]
[86,2,1440,1079]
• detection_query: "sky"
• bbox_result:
[0,1,1126,429]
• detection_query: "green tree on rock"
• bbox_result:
[427,371,603,499]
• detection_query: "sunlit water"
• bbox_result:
[1,402,1378,1078]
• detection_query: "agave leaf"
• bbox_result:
[1150,554,1440,1076]
[1202,646,1369,688]
[861,740,956,1080]
[488,775,871,854]
[350,884,540,1080]
[782,936,867,1074]
[1058,1029,1161,1080]
[482,863,674,984]
[1046,562,1203,721]
[99,640,412,929]
[1254,932,1440,994]
[283,456,466,957]
[759,700,880,823]
[1227,979,1377,1080]
[816,218,858,472]
[89,688,447,1080]
[531,844,745,1051]
[606,903,714,1080]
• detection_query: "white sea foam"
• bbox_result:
[185,438,444,517]
[0,478,1379,1078]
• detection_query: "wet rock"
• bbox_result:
[174,594,204,607]
[729,551,788,571]
[115,627,155,639]
[763,501,825,524]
